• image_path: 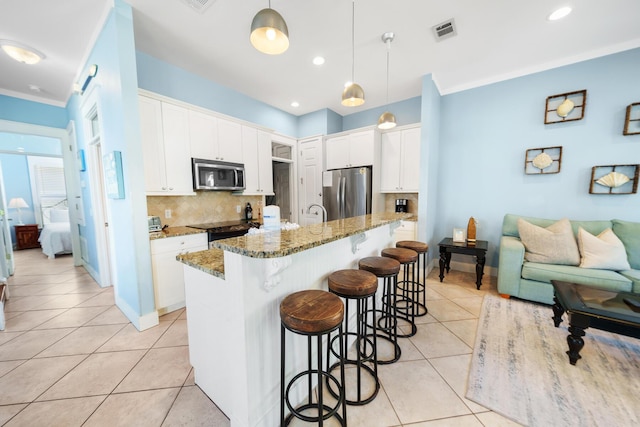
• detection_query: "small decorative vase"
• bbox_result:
[467,217,477,244]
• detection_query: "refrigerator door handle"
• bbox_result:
[340,176,347,219]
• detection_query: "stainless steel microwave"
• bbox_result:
[192,158,245,191]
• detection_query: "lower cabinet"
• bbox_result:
[393,220,417,244]
[150,233,208,314]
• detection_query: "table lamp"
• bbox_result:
[8,197,29,225]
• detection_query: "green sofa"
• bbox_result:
[497,214,640,305]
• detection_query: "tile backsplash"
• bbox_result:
[148,192,417,227]
[147,193,264,226]
[384,193,419,214]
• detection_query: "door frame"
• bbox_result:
[0,119,82,266]
[80,85,113,287]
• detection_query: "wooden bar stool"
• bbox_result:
[396,240,429,317]
[280,290,346,426]
[381,247,419,338]
[358,256,402,364]
[327,269,380,405]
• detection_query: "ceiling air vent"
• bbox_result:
[180,0,217,13]
[432,18,457,42]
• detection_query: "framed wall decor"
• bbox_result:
[544,90,586,124]
[525,146,562,174]
[623,102,640,135]
[589,164,639,195]
[103,151,125,199]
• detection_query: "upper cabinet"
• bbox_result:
[325,129,375,170]
[241,126,274,195]
[380,127,421,193]
[139,96,194,195]
[189,110,243,163]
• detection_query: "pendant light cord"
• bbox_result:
[351,0,355,82]
[386,41,390,104]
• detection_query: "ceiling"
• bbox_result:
[2,0,640,116]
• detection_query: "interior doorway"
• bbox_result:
[269,139,297,223]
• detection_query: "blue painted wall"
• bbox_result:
[342,96,422,131]
[435,47,640,269]
[0,95,68,128]
[66,0,155,326]
[0,133,61,156]
[0,154,35,242]
[136,51,299,137]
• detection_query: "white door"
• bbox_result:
[82,91,113,287]
[0,163,14,278]
[298,137,323,225]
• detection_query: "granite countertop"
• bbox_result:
[178,212,411,278]
[149,226,206,240]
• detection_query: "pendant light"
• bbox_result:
[341,0,365,107]
[250,1,289,55]
[377,32,397,130]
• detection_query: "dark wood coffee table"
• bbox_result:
[438,238,488,289]
[551,280,640,365]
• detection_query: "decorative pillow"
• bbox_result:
[50,209,69,223]
[517,218,580,265]
[577,227,631,270]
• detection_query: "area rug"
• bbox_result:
[466,295,640,427]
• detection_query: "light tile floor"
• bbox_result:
[0,249,521,426]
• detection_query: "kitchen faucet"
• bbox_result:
[306,203,327,223]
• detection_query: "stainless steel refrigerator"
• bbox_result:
[323,167,372,221]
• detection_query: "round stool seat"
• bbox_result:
[396,240,429,254]
[381,247,418,264]
[280,290,344,334]
[328,269,378,297]
[359,257,400,277]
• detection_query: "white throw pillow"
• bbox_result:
[50,209,69,223]
[517,218,580,265]
[577,227,631,270]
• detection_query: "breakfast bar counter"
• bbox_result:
[178,212,411,427]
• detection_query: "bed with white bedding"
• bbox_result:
[38,209,72,259]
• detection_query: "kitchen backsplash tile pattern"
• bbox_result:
[384,193,419,214]
[147,193,264,226]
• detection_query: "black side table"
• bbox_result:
[438,238,488,290]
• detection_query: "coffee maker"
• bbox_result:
[395,199,408,213]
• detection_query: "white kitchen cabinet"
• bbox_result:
[380,127,421,192]
[393,220,417,244]
[189,111,244,164]
[139,96,194,195]
[325,129,375,170]
[150,233,207,314]
[241,126,274,195]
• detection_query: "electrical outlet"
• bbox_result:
[165,209,172,219]
[236,205,241,214]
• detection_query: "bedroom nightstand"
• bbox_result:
[14,224,40,250]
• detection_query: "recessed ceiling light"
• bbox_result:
[291,101,299,108]
[312,56,325,66]
[0,40,45,64]
[28,84,41,92]
[548,6,572,21]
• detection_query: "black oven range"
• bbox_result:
[187,220,260,247]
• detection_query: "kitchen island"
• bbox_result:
[178,212,412,427]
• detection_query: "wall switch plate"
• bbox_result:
[236,205,241,213]
[165,209,172,218]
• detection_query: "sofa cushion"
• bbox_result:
[618,270,640,293]
[521,262,632,292]
[502,214,612,239]
[577,227,631,270]
[612,219,640,270]
[517,218,580,265]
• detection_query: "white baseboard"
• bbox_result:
[114,294,159,331]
